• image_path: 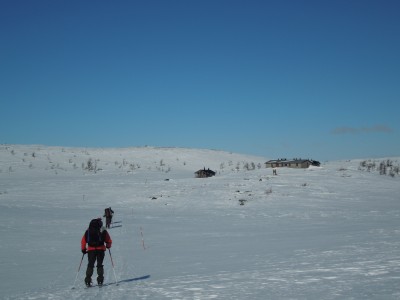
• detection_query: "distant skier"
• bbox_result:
[81,218,112,287]
[104,207,114,228]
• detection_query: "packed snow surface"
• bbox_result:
[1,145,399,299]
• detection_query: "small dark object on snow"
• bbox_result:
[195,167,216,178]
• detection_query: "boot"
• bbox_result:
[97,266,104,286]
[85,266,94,287]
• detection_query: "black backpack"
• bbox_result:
[104,208,111,217]
[86,219,105,247]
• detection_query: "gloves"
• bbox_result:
[81,249,87,254]
[106,243,111,249]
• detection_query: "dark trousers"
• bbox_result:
[87,250,105,268]
[85,250,105,284]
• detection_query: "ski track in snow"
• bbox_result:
[1,145,400,299]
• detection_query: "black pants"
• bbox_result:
[106,217,112,228]
[87,250,105,268]
[85,250,105,284]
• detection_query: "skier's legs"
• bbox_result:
[87,251,96,268]
[85,251,96,285]
[96,250,106,284]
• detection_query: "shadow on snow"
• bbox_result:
[119,275,151,283]
[103,275,151,287]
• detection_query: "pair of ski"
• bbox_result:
[85,282,118,288]
[86,283,102,288]
[109,220,122,229]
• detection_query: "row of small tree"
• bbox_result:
[359,159,400,177]
[220,161,262,171]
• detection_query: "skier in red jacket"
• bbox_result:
[81,218,112,287]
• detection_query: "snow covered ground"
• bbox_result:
[1,145,399,299]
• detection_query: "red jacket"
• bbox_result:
[81,229,112,251]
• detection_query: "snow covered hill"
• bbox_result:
[0,144,266,176]
[0,145,399,299]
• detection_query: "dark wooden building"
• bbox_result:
[195,167,216,178]
[265,159,320,169]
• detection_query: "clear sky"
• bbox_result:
[1,0,399,161]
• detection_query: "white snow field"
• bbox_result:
[0,145,399,299]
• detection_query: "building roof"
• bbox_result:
[195,168,216,175]
[265,159,320,167]
[265,159,312,164]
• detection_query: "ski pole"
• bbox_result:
[140,226,146,250]
[108,248,118,285]
[72,253,85,289]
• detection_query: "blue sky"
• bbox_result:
[1,0,399,161]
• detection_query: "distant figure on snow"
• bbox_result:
[104,207,114,228]
[273,168,277,176]
[81,218,112,287]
